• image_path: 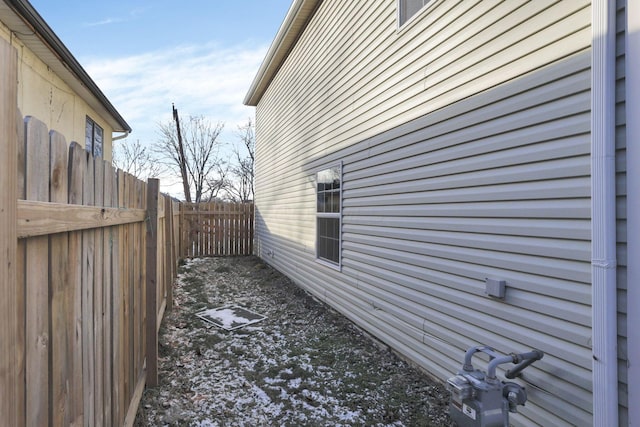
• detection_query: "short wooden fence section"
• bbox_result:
[180,202,254,257]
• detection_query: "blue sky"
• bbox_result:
[28,0,291,191]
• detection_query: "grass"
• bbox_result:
[135,256,452,426]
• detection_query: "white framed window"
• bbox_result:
[316,164,342,268]
[85,116,103,158]
[398,0,430,27]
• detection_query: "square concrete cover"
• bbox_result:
[195,305,266,331]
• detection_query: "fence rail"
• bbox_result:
[180,201,254,257]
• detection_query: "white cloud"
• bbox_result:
[82,17,127,27]
[84,40,266,143]
[86,41,267,197]
[82,6,149,27]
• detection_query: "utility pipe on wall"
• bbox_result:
[591,0,618,425]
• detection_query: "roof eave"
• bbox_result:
[2,0,132,133]
[243,0,321,107]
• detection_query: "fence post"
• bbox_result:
[145,179,159,387]
[0,38,20,427]
[164,197,174,310]
[179,204,185,258]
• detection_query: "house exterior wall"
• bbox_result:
[253,1,596,425]
[0,20,114,160]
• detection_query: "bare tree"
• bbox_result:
[156,114,226,203]
[227,118,255,202]
[112,138,161,179]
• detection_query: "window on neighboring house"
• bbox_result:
[85,116,103,158]
[398,0,430,26]
[316,165,342,267]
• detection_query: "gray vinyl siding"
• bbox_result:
[254,1,592,425]
[615,0,628,424]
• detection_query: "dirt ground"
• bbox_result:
[134,256,453,426]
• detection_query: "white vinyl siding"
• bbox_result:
[615,0,628,423]
[253,1,592,425]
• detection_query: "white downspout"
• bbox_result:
[591,0,618,426]
[112,131,130,141]
[626,0,639,424]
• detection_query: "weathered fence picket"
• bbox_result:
[68,141,85,425]
[0,38,19,427]
[50,130,71,426]
[24,117,50,427]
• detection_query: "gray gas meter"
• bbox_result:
[448,346,543,427]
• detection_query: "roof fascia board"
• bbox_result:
[244,0,321,106]
[2,0,131,132]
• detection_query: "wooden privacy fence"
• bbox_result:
[1,38,251,427]
[1,97,179,427]
[180,201,254,257]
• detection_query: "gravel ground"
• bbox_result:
[134,256,453,426]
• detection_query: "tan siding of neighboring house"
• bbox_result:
[254,1,592,425]
[615,0,628,424]
[0,20,114,159]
